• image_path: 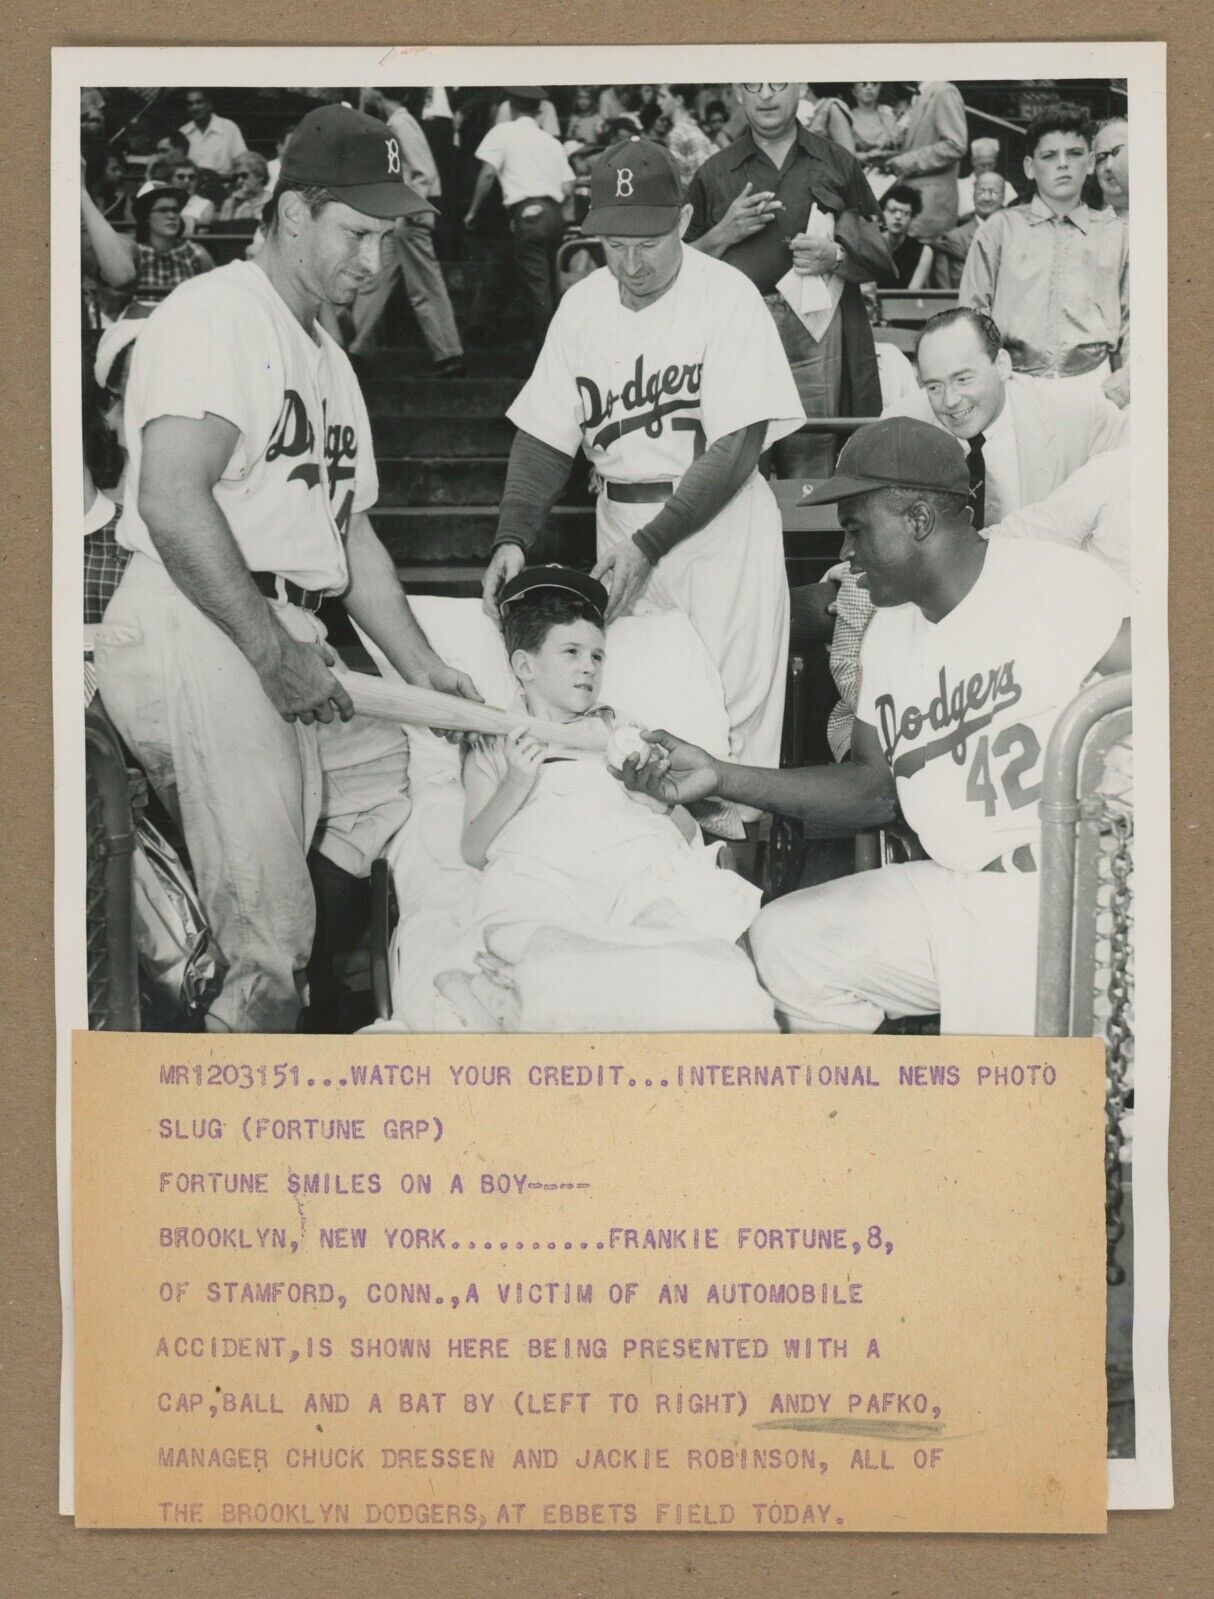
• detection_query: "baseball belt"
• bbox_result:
[600,479,675,504]
[252,571,328,614]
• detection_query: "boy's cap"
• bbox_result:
[804,416,971,506]
[582,136,683,236]
[498,564,609,621]
[280,102,436,221]
[506,86,547,104]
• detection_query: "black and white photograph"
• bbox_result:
[54,43,1171,1513]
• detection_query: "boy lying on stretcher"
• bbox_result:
[436,566,776,1031]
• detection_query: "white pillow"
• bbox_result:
[353,599,732,792]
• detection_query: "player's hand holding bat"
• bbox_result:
[501,726,547,799]
[616,729,720,809]
[415,660,485,744]
[721,181,783,246]
[256,632,355,727]
[591,541,652,624]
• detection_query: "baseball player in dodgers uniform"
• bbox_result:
[482,137,805,791]
[95,106,480,1033]
[620,417,1131,1034]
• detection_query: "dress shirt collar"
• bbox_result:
[724,122,820,172]
[1027,193,1091,234]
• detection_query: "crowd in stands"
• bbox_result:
[81,78,1132,686]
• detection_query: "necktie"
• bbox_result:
[966,431,987,531]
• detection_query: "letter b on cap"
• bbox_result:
[385,138,401,175]
[615,167,634,198]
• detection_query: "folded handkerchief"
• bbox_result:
[777,204,845,342]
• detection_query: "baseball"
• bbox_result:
[605,723,650,770]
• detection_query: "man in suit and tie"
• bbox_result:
[824,305,1128,758]
[876,80,969,239]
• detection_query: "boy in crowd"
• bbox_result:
[961,103,1129,400]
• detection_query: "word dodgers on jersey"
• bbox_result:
[857,538,1129,873]
[510,246,801,485]
[118,259,377,594]
[576,355,705,451]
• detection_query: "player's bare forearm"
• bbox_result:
[687,219,733,259]
[81,184,137,287]
[342,510,448,683]
[713,756,898,830]
[139,416,284,672]
[632,420,767,564]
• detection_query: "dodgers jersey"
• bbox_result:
[856,540,1129,873]
[507,247,805,482]
[118,261,378,593]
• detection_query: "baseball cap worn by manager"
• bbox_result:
[280,102,436,221]
[807,416,972,506]
[582,136,684,236]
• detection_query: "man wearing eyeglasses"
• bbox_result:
[1093,116,1128,219]
[685,81,895,475]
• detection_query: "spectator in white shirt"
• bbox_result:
[180,89,248,176]
[466,88,575,346]
[495,90,562,139]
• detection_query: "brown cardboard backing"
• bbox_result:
[2,7,1210,1594]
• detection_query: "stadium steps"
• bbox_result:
[369,505,595,567]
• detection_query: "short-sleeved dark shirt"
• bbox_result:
[685,123,885,295]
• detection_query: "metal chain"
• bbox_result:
[1104,806,1134,1286]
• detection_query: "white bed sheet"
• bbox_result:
[354,597,743,1030]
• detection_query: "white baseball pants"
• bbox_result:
[748,856,1041,1035]
[94,555,412,1033]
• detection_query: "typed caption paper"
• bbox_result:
[73,1031,1106,1532]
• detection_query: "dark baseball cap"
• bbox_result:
[506,86,547,104]
[806,417,972,505]
[280,102,436,221]
[582,136,683,236]
[498,564,608,622]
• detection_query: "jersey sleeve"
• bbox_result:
[504,295,586,457]
[124,283,274,474]
[698,270,806,450]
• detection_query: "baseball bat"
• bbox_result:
[334,668,609,752]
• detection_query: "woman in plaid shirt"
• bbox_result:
[130,184,214,304]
